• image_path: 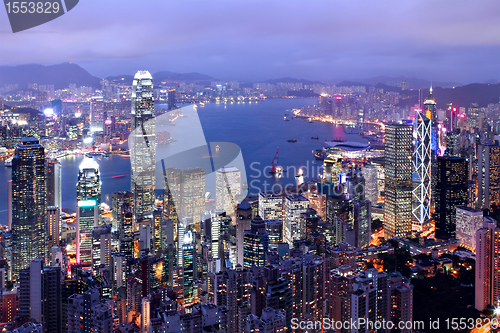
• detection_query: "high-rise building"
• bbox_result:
[19,259,62,333]
[258,193,283,220]
[387,272,413,333]
[130,70,156,224]
[243,216,269,268]
[90,97,105,132]
[434,156,468,240]
[412,108,432,227]
[265,219,283,248]
[168,89,177,110]
[283,194,309,246]
[245,308,286,333]
[455,206,483,252]
[111,191,133,232]
[477,143,500,209]
[46,159,62,210]
[163,167,205,224]
[11,137,46,279]
[216,166,241,218]
[323,154,343,185]
[76,158,101,268]
[182,230,196,305]
[475,217,500,311]
[47,206,60,249]
[68,288,112,333]
[92,224,112,272]
[361,164,378,205]
[352,200,371,249]
[384,124,413,239]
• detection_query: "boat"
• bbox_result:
[287,139,297,143]
[4,157,13,167]
[314,150,326,160]
[284,115,290,121]
[199,102,205,107]
[311,136,319,140]
[308,118,313,123]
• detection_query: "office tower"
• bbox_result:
[11,137,46,280]
[434,156,468,240]
[325,193,352,245]
[92,224,112,272]
[352,200,371,249]
[90,97,105,132]
[323,154,343,184]
[119,204,134,260]
[412,108,432,227]
[153,208,162,255]
[283,194,309,246]
[130,70,156,224]
[47,206,61,249]
[243,216,269,268]
[111,191,133,232]
[306,192,326,218]
[475,217,500,311]
[387,272,413,333]
[423,86,438,156]
[351,268,388,331]
[0,289,17,324]
[455,206,483,252]
[139,224,152,256]
[216,166,241,218]
[164,167,205,224]
[236,201,253,266]
[265,219,283,248]
[258,193,283,220]
[46,159,62,210]
[183,231,196,305]
[76,158,101,268]
[168,89,177,110]
[210,211,231,262]
[384,124,413,239]
[262,266,292,329]
[225,267,252,333]
[446,129,461,156]
[325,266,356,333]
[245,308,286,333]
[19,259,62,333]
[302,254,323,322]
[361,164,378,205]
[477,143,500,209]
[68,288,112,333]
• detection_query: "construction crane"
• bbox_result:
[269,147,280,174]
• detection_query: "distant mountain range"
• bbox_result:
[339,75,464,89]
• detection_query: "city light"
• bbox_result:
[77,200,97,207]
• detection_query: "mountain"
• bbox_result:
[0,63,101,89]
[264,77,324,85]
[397,83,500,108]
[105,71,215,84]
[346,75,463,89]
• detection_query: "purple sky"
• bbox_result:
[1,0,499,83]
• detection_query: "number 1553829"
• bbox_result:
[5,2,60,14]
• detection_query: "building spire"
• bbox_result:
[430,83,433,95]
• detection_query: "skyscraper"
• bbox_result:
[216,166,241,218]
[130,70,156,224]
[47,206,61,249]
[11,137,46,279]
[258,193,283,220]
[76,158,101,268]
[111,191,133,232]
[455,206,483,252]
[412,108,432,228]
[243,216,269,268]
[475,217,500,311]
[477,143,500,210]
[384,124,413,239]
[46,159,62,210]
[361,164,378,205]
[434,156,468,240]
[283,194,309,246]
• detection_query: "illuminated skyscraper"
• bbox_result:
[258,193,283,220]
[477,143,500,210]
[130,70,156,224]
[47,206,60,249]
[384,124,413,239]
[11,137,46,280]
[216,166,241,218]
[92,224,112,272]
[243,216,269,268]
[361,164,378,205]
[412,108,432,228]
[46,159,62,210]
[323,154,343,184]
[182,230,196,305]
[434,156,468,240]
[76,158,101,268]
[112,191,134,232]
[283,194,309,246]
[455,206,483,252]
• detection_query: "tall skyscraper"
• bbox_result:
[46,159,62,210]
[384,124,413,239]
[361,164,378,205]
[76,158,101,268]
[475,217,500,311]
[323,154,343,184]
[130,70,156,224]
[412,108,432,227]
[92,224,112,272]
[111,191,134,232]
[163,167,205,224]
[283,194,309,246]
[47,206,61,249]
[216,166,241,218]
[455,206,483,252]
[168,89,177,110]
[11,137,46,279]
[258,193,283,220]
[477,143,500,209]
[434,156,468,240]
[243,216,269,268]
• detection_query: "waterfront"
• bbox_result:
[0,98,367,217]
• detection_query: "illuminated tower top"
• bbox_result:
[77,158,101,205]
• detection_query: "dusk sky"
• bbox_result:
[1,0,499,83]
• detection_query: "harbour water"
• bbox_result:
[0,98,367,217]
